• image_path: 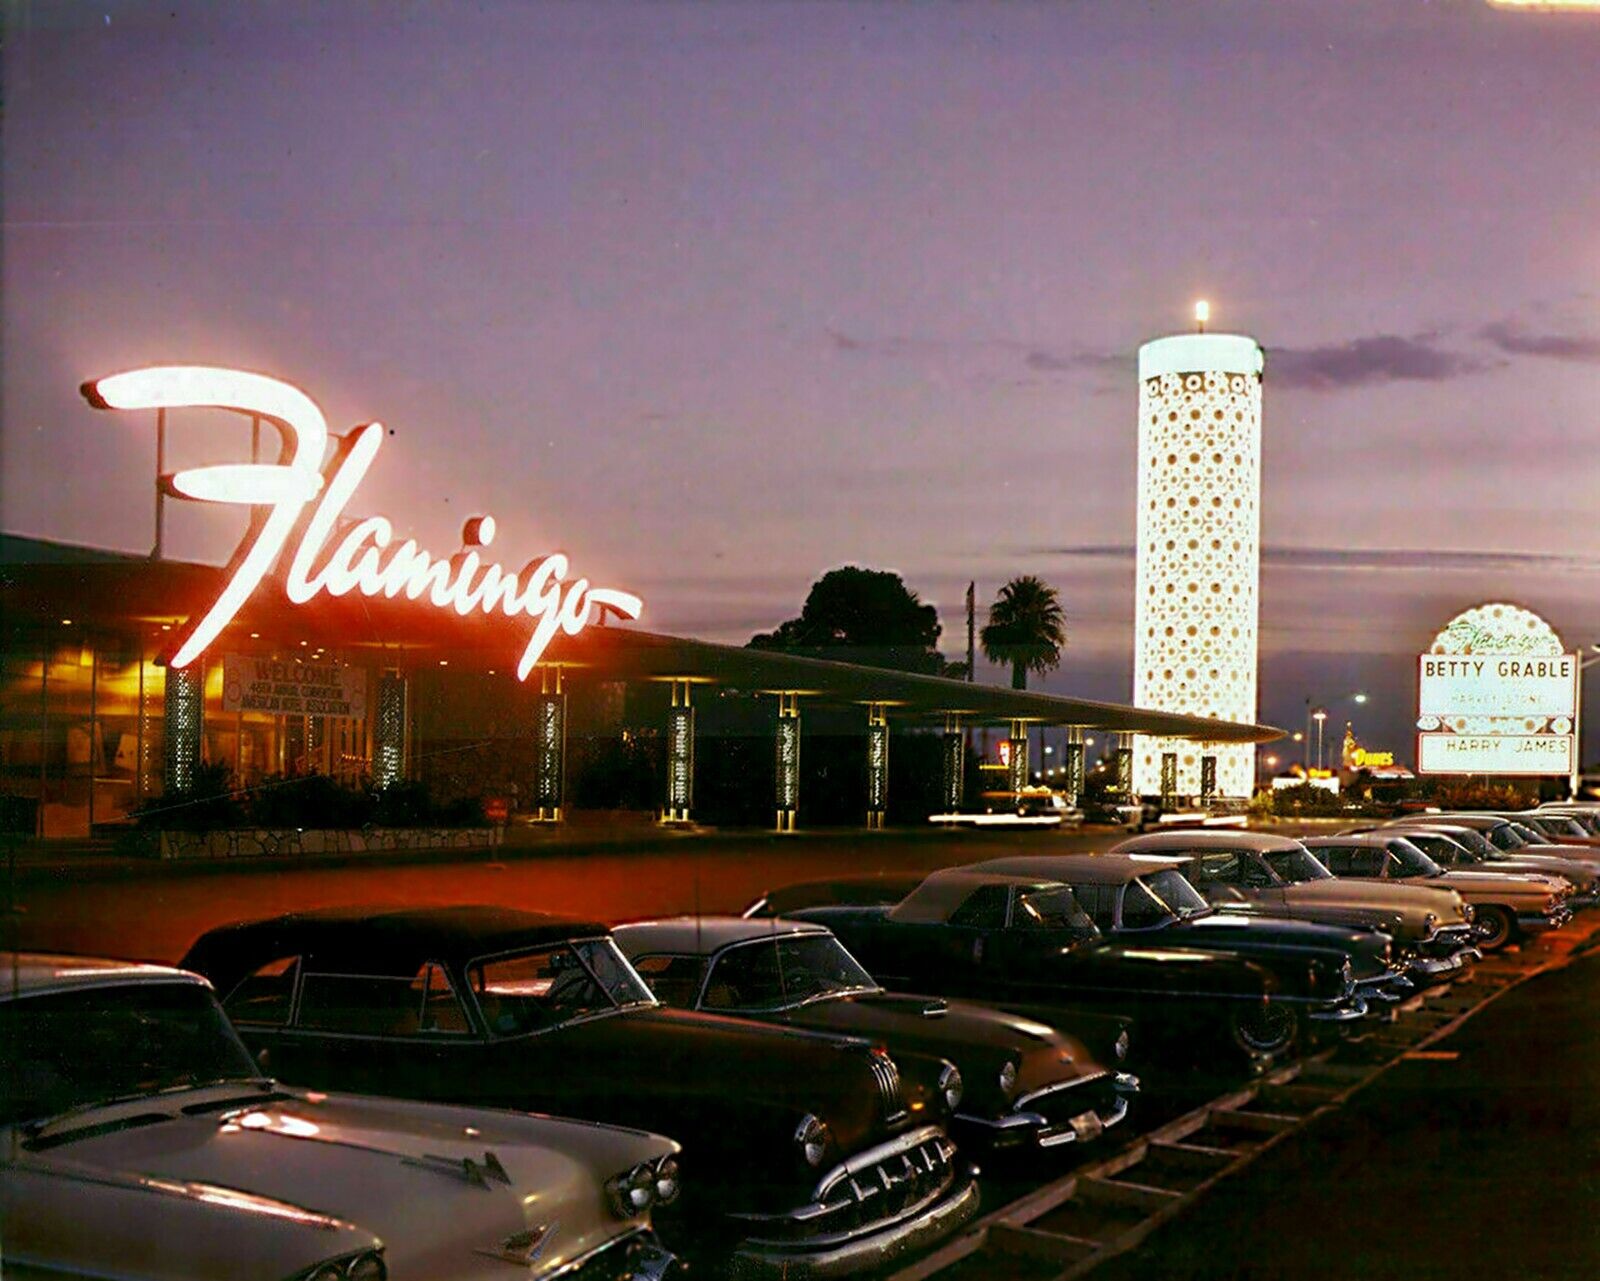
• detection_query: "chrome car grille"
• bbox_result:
[868,1051,907,1123]
[732,1126,961,1248]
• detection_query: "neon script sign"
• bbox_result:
[82,366,642,679]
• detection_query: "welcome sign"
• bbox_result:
[222,654,368,719]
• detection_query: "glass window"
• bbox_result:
[419,963,470,1034]
[298,971,427,1036]
[1014,886,1096,932]
[1487,824,1525,850]
[468,939,653,1037]
[1262,847,1332,883]
[1119,879,1173,929]
[223,955,300,1027]
[1313,844,1384,877]
[1,982,258,1126]
[1070,882,1120,932]
[702,935,877,1012]
[949,885,1010,929]
[1385,839,1442,877]
[630,953,707,1008]
[1141,869,1210,917]
[1190,853,1242,886]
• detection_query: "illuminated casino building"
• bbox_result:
[1132,317,1265,800]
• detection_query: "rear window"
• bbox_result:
[223,956,299,1027]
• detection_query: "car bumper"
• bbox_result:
[1517,907,1574,933]
[727,1175,979,1280]
[565,1232,681,1281]
[958,1073,1138,1151]
[1419,925,1477,959]
[1307,996,1369,1024]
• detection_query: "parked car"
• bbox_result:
[181,907,978,1278]
[614,916,1137,1154]
[1349,822,1600,908]
[1386,813,1600,869]
[1482,811,1600,848]
[766,858,1366,1063]
[1299,834,1573,951]
[1110,830,1476,989]
[0,953,681,1281]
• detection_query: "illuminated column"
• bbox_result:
[531,666,565,823]
[1113,736,1134,797]
[866,704,889,829]
[942,713,966,812]
[1063,728,1086,805]
[1134,330,1264,798]
[775,692,801,833]
[1007,719,1029,793]
[373,672,408,789]
[664,679,695,824]
[163,664,204,792]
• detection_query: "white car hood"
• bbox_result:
[28,1086,672,1279]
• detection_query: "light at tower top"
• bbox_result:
[1132,314,1265,800]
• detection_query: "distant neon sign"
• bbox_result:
[83,366,642,679]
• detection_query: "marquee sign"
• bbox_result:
[83,366,642,680]
[1416,603,1575,776]
[222,654,368,718]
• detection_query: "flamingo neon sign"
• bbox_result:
[82,366,642,680]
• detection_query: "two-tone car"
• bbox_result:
[1299,834,1573,951]
[614,916,1137,1154]
[181,907,979,1278]
[1111,830,1477,993]
[0,953,682,1281]
[1350,822,1600,909]
[762,859,1365,1064]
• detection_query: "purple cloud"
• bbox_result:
[1266,335,1493,390]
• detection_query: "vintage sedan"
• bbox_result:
[1300,834,1573,951]
[1111,830,1477,987]
[614,916,1137,1154]
[182,907,978,1278]
[769,859,1365,1063]
[1388,813,1600,869]
[0,953,681,1281]
[1355,822,1600,908]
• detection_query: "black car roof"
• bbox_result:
[183,905,610,986]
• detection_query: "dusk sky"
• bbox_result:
[4,0,1598,757]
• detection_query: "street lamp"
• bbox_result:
[1312,707,1329,772]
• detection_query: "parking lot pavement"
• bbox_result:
[1090,944,1600,1281]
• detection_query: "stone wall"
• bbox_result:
[149,827,503,861]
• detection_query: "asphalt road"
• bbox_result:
[1090,942,1600,1281]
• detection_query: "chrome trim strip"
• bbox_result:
[1013,1069,1110,1114]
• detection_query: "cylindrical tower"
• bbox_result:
[1133,332,1264,799]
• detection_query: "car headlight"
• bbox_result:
[653,1154,680,1205]
[939,1063,964,1110]
[345,1254,386,1281]
[606,1160,662,1218]
[297,1253,386,1281]
[1114,1029,1130,1062]
[795,1114,830,1168]
[997,1059,1018,1096]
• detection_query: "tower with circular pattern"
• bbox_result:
[1133,331,1265,799]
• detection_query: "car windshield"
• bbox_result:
[1014,886,1099,932]
[0,981,259,1127]
[1263,847,1332,883]
[702,933,879,1012]
[1123,870,1210,928]
[1439,828,1496,856]
[1507,822,1552,847]
[1386,838,1443,877]
[1485,823,1527,850]
[1403,833,1467,863]
[468,938,656,1037]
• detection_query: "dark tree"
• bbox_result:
[749,566,949,674]
[980,576,1066,689]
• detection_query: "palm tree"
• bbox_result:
[980,576,1067,690]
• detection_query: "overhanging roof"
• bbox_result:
[1,535,1281,744]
